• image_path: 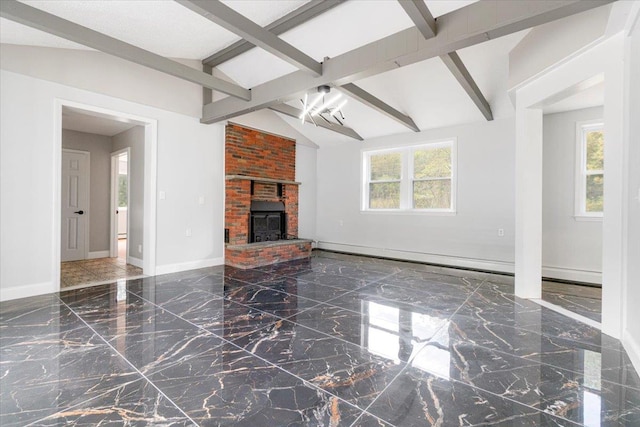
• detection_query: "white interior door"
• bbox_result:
[61,149,89,262]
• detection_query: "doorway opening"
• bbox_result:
[57,102,156,290]
[111,149,130,263]
[539,75,605,325]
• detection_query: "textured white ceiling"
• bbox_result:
[0,0,610,145]
[62,107,139,136]
[274,30,529,144]
[0,17,94,50]
[217,1,477,89]
[4,0,309,59]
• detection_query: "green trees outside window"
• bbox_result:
[584,129,604,212]
[118,175,127,208]
[365,141,455,211]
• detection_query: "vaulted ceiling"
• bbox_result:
[0,1,616,145]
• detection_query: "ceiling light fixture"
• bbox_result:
[299,85,348,126]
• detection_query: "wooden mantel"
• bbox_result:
[225,174,301,186]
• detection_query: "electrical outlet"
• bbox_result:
[339,220,344,226]
[198,196,205,205]
[186,228,192,237]
[138,244,142,253]
[498,228,505,237]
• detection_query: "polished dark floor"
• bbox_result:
[1,252,638,426]
[542,281,602,323]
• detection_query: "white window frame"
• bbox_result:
[361,139,457,213]
[574,120,604,220]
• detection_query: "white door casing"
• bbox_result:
[54,99,158,293]
[61,149,89,261]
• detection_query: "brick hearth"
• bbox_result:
[224,123,311,268]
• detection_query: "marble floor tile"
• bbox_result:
[1,317,98,364]
[225,283,322,318]
[1,251,637,427]
[59,282,121,308]
[68,296,223,374]
[293,302,448,350]
[542,290,602,322]
[379,271,481,297]
[234,319,405,410]
[284,271,370,291]
[457,282,604,347]
[223,265,280,284]
[0,300,88,349]
[163,297,282,341]
[0,343,139,426]
[133,285,224,307]
[34,379,193,426]
[327,282,466,319]
[148,342,363,426]
[350,413,394,427]
[366,366,578,427]
[254,257,318,276]
[439,314,640,390]
[151,267,224,288]
[260,276,354,304]
[0,294,61,317]
[410,339,640,425]
[303,262,398,283]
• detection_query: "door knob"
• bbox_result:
[74,210,84,215]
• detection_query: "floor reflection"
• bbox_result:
[2,253,638,426]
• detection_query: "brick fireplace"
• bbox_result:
[224,123,311,268]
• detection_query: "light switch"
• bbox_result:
[159,191,166,200]
[199,196,205,205]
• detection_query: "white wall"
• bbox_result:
[542,107,603,283]
[623,17,640,375]
[112,126,145,262]
[62,129,112,253]
[0,70,225,300]
[316,118,515,272]
[509,5,610,90]
[0,44,202,117]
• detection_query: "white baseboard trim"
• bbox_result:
[155,257,224,276]
[0,281,55,302]
[541,266,601,284]
[316,242,514,274]
[127,256,144,269]
[623,329,640,376]
[88,250,110,259]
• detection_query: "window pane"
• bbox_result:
[586,130,604,171]
[370,152,401,181]
[414,180,451,209]
[118,175,128,208]
[369,182,400,209]
[414,147,451,179]
[586,174,604,212]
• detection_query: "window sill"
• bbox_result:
[360,209,456,216]
[573,215,603,222]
